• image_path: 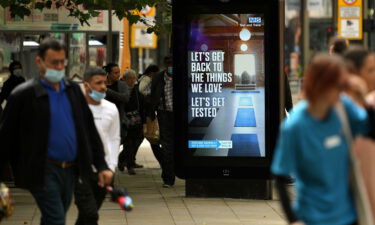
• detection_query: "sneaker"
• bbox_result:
[127,168,136,175]
[134,163,144,169]
[162,183,173,188]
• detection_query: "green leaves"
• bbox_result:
[0,0,172,34]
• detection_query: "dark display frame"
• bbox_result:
[173,0,283,179]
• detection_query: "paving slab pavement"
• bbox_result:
[1,140,287,225]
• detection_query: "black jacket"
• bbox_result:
[0,75,25,105]
[106,80,130,138]
[151,70,167,116]
[125,84,145,123]
[0,78,108,190]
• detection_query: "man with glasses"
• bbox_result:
[0,38,113,225]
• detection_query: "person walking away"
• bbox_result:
[118,69,144,175]
[151,56,175,188]
[272,54,369,225]
[0,61,25,106]
[104,63,129,153]
[74,67,120,225]
[139,65,164,165]
[0,38,113,225]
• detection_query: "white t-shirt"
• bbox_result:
[89,99,121,172]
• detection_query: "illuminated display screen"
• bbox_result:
[187,14,266,157]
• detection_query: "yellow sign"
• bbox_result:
[131,26,158,49]
[338,0,363,40]
[134,6,156,17]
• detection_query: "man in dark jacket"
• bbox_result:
[104,63,130,140]
[0,38,113,225]
[0,61,25,105]
[151,56,175,188]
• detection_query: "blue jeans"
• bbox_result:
[30,161,76,225]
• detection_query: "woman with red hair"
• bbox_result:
[272,55,369,225]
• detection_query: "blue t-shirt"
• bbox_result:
[40,79,77,162]
[271,95,369,225]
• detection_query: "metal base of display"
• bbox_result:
[186,179,272,200]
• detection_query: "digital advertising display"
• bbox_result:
[173,0,282,179]
[187,14,266,158]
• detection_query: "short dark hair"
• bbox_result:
[330,37,349,55]
[344,45,370,73]
[103,63,119,74]
[84,67,107,81]
[9,61,22,73]
[38,38,66,59]
[144,64,159,75]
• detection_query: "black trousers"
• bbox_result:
[119,127,143,169]
[150,143,163,166]
[157,110,175,185]
[74,174,107,225]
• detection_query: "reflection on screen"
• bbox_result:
[187,14,266,157]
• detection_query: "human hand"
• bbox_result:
[366,91,375,108]
[98,170,113,187]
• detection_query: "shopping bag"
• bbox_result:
[353,137,375,222]
[143,117,159,145]
[336,103,375,225]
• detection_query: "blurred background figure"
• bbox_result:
[329,37,349,56]
[272,54,369,225]
[118,69,144,175]
[103,63,129,167]
[343,46,375,107]
[151,56,175,188]
[139,65,164,167]
[0,61,25,106]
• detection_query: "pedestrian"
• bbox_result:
[118,69,144,175]
[151,56,175,188]
[272,54,369,225]
[329,37,349,55]
[343,46,375,106]
[0,38,113,225]
[74,67,121,225]
[139,65,164,166]
[104,63,130,144]
[0,61,25,106]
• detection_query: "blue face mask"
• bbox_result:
[42,61,65,83]
[87,84,106,102]
[167,67,173,75]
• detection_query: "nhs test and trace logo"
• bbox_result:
[248,17,262,23]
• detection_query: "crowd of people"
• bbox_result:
[2,35,375,225]
[0,38,175,225]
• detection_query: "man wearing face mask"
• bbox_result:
[0,38,113,225]
[0,61,25,106]
[118,69,144,175]
[74,67,120,225]
[151,56,175,188]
